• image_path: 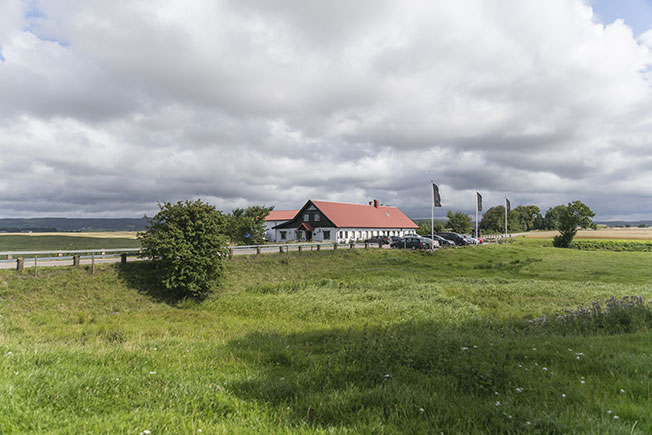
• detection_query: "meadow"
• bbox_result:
[1,238,652,433]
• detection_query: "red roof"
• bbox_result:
[312,200,418,229]
[265,210,299,221]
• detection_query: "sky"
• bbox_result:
[1,1,652,221]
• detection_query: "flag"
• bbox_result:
[432,183,442,207]
[477,192,482,211]
[506,198,511,213]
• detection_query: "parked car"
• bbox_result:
[364,235,391,245]
[461,235,480,245]
[422,234,455,247]
[390,236,402,244]
[437,232,469,246]
[390,236,433,250]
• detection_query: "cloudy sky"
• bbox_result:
[1,0,652,220]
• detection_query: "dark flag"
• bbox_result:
[477,192,482,211]
[506,198,511,213]
[432,183,442,207]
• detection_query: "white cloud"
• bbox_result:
[0,0,651,220]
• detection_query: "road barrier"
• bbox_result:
[0,242,386,272]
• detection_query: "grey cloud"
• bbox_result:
[0,0,651,221]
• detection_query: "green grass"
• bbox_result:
[1,238,652,433]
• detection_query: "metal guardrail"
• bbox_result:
[0,242,386,272]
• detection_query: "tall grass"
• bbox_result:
[1,239,652,433]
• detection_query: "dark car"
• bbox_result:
[364,235,391,245]
[437,232,469,246]
[390,236,432,250]
[422,234,455,247]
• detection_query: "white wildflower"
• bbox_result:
[562,394,566,398]
[526,421,532,425]
[515,387,523,393]
[580,380,585,384]
[149,371,156,375]
[495,401,501,406]
[607,410,612,414]
[280,377,285,381]
[543,367,548,371]
[460,347,469,351]
[614,415,619,419]
[620,389,625,393]
[419,408,425,412]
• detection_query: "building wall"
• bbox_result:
[271,227,415,243]
[335,228,414,243]
[265,220,289,241]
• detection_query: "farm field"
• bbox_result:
[1,238,652,433]
[0,234,141,253]
[525,227,652,240]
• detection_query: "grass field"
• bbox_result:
[1,238,652,433]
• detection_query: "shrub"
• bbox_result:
[139,200,229,298]
[527,296,652,335]
[570,240,652,252]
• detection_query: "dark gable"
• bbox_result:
[274,200,335,229]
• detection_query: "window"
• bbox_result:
[324,230,330,239]
[303,214,309,222]
[345,231,349,238]
[338,231,342,238]
[314,213,320,221]
[280,231,286,240]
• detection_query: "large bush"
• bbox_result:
[139,200,229,298]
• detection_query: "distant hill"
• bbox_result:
[0,218,147,233]
[596,220,652,227]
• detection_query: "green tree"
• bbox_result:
[543,205,566,230]
[480,206,506,233]
[139,199,229,298]
[552,201,596,248]
[416,220,445,236]
[513,205,542,231]
[446,211,473,234]
[226,205,274,245]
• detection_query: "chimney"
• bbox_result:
[373,199,378,208]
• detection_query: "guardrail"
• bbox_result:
[0,242,385,274]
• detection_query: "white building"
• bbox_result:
[264,209,299,241]
[271,199,418,243]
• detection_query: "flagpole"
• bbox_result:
[505,198,508,238]
[475,190,479,238]
[431,180,434,250]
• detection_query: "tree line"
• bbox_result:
[417,201,596,245]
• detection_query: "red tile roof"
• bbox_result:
[312,200,418,229]
[265,210,299,221]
